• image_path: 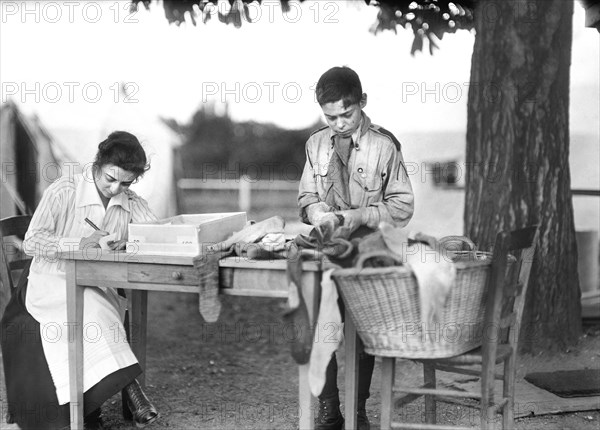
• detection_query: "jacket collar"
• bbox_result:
[328,111,371,148]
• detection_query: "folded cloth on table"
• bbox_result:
[209,216,285,252]
[294,222,354,262]
[193,216,286,322]
[237,232,289,260]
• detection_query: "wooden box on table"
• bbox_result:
[126,212,247,256]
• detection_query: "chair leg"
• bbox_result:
[380,357,395,430]
[480,389,497,430]
[423,363,436,424]
[122,388,133,420]
[502,357,515,429]
[481,405,497,430]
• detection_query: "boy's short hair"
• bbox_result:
[316,66,363,107]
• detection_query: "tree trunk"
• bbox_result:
[465,0,581,352]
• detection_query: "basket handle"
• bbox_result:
[438,235,475,252]
[355,250,404,268]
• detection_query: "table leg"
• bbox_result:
[129,290,148,386]
[344,316,359,430]
[298,364,313,430]
[380,358,395,429]
[66,260,84,430]
[297,271,321,430]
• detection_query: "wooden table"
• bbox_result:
[60,250,322,430]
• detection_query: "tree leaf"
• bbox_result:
[244,3,252,23]
[427,32,439,55]
[410,33,424,55]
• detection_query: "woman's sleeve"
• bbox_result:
[23,179,79,257]
[129,193,159,224]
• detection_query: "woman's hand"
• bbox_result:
[107,239,127,251]
[79,230,109,249]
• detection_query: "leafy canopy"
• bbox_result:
[131,0,475,55]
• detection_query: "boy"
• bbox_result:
[298,66,414,430]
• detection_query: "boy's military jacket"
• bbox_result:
[298,113,414,229]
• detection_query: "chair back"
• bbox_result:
[0,215,33,296]
[480,225,538,392]
[503,226,539,348]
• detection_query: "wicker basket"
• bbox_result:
[332,244,506,358]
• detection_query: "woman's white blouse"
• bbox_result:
[24,171,158,274]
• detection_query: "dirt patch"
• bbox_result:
[2,291,599,429]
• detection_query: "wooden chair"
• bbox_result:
[0,215,32,424]
[0,215,133,424]
[379,225,539,430]
[0,215,33,301]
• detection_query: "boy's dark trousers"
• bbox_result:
[318,290,375,406]
[319,351,375,407]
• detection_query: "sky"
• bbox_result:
[0,0,598,230]
[1,0,598,136]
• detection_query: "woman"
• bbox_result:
[1,131,160,429]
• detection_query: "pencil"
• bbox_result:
[84,217,100,231]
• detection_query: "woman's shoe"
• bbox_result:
[124,379,159,427]
[84,408,104,430]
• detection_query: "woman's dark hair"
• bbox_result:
[316,66,363,107]
[93,131,150,178]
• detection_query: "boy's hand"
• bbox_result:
[336,209,366,233]
[314,212,342,242]
[313,212,340,228]
[79,230,109,249]
[306,202,335,226]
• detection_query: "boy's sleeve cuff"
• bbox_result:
[306,202,332,225]
[362,207,380,229]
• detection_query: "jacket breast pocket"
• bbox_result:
[351,171,383,206]
[314,166,334,197]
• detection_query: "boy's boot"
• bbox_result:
[316,395,344,430]
[357,398,370,430]
[316,355,344,430]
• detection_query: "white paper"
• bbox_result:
[99,233,118,250]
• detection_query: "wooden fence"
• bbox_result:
[177,177,300,220]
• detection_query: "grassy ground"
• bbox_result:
[2,291,599,429]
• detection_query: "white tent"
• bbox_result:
[98,100,181,219]
[0,100,72,218]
